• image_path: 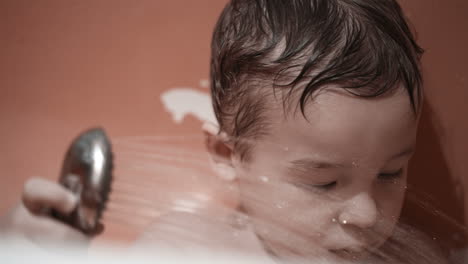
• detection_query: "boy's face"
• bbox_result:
[232,86,418,261]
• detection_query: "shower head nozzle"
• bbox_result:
[54,127,113,235]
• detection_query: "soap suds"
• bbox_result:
[161,88,217,124]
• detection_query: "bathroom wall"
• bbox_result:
[0,0,467,248]
[398,0,468,249]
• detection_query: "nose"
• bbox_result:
[338,192,378,229]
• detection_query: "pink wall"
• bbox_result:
[1,0,467,249]
[398,0,468,250]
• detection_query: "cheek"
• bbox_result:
[375,168,408,212]
[238,176,338,245]
[374,181,407,237]
[378,176,407,217]
[380,189,405,212]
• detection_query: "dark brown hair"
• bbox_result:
[210,0,424,161]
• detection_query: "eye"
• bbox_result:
[378,168,404,180]
[298,181,337,191]
[314,181,337,189]
[292,181,337,193]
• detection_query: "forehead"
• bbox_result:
[255,87,418,164]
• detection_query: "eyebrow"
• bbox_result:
[288,147,415,172]
[390,147,415,160]
[288,158,345,172]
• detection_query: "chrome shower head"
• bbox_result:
[53,128,113,234]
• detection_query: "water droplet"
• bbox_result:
[342,220,348,225]
[230,213,249,229]
[260,176,269,182]
[332,218,337,223]
[275,201,288,209]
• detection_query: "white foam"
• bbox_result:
[160,88,217,124]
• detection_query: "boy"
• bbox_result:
[1,0,442,263]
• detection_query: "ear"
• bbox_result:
[202,121,237,181]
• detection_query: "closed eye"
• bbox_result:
[378,168,404,180]
[292,181,337,192]
[314,181,337,189]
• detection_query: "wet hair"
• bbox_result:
[210,0,424,161]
